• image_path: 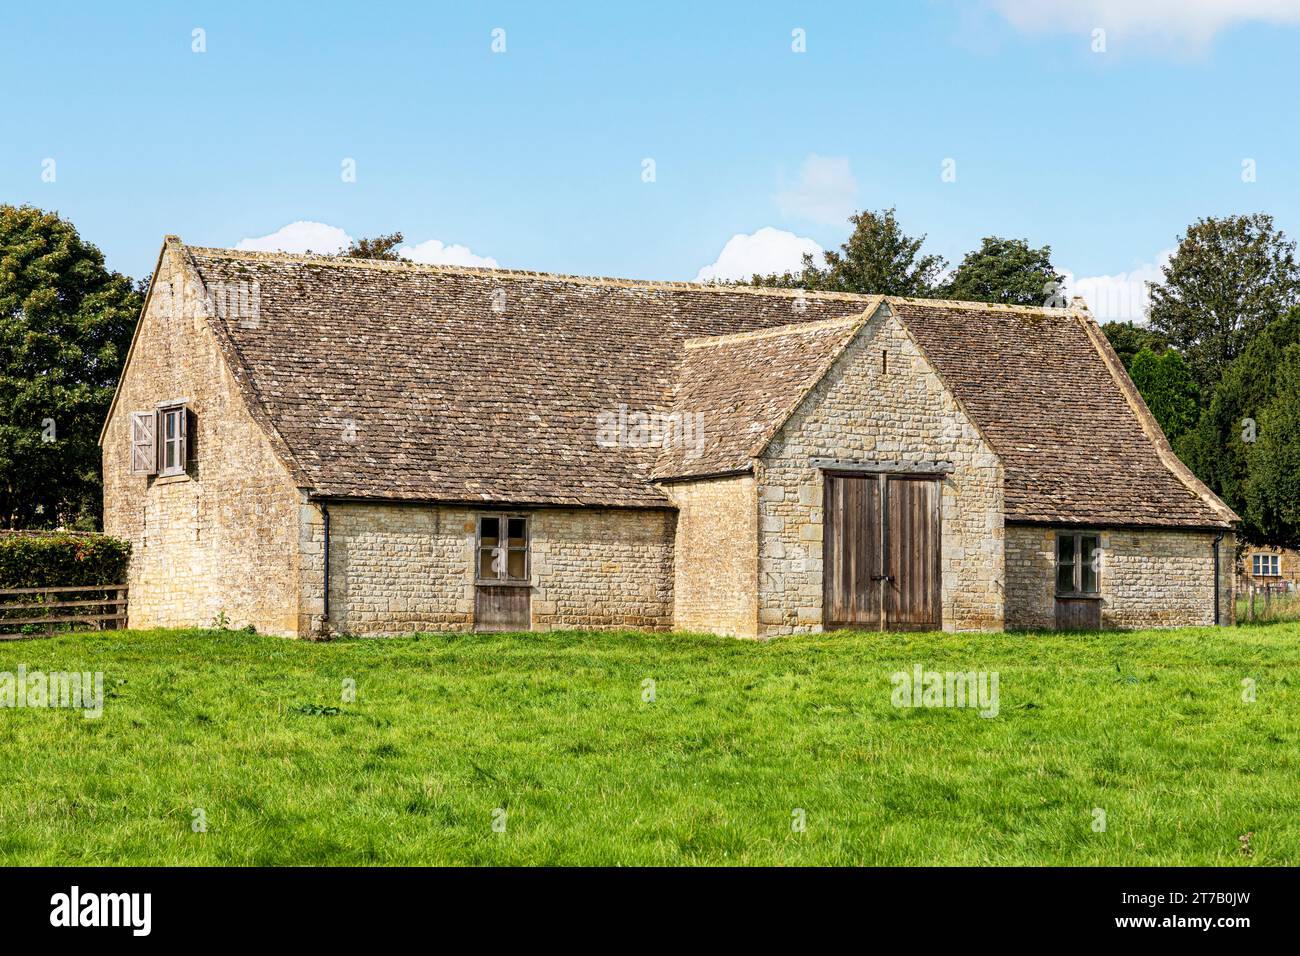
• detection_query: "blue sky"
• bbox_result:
[4,0,1299,320]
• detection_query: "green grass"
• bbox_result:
[1237,589,1300,625]
[1,623,1297,865]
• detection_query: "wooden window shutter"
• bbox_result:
[178,404,188,471]
[130,411,157,475]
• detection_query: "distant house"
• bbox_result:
[1241,546,1300,591]
[100,238,1238,638]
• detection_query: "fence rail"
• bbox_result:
[0,585,128,639]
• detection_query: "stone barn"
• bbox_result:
[100,238,1238,638]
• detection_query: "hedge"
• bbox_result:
[0,532,131,589]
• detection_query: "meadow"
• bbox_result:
[1,623,1296,865]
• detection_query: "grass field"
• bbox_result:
[1,623,1297,866]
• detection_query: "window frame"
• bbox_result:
[475,513,531,585]
[1055,530,1102,597]
[1253,553,1280,577]
[156,403,188,477]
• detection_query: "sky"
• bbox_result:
[4,0,1300,322]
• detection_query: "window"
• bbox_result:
[1253,553,1281,577]
[128,404,189,477]
[1056,531,1100,595]
[158,405,188,476]
[476,515,529,583]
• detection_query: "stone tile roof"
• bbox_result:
[183,245,865,507]
[181,244,1235,528]
[891,298,1236,529]
[649,310,875,481]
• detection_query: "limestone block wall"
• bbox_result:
[298,502,674,636]
[660,476,758,637]
[1005,524,1236,629]
[756,306,1004,635]
[530,508,675,631]
[299,503,474,636]
[102,243,302,636]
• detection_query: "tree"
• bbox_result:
[938,236,1065,307]
[1128,347,1198,443]
[751,208,946,296]
[337,232,405,261]
[1101,321,1170,370]
[1147,213,1300,391]
[1174,308,1300,545]
[1244,351,1300,548]
[0,205,141,528]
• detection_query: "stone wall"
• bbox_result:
[531,507,675,630]
[660,476,758,637]
[298,502,675,636]
[102,243,302,636]
[1005,524,1236,628]
[755,305,1005,635]
[1241,544,1300,587]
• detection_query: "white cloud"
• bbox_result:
[235,222,498,267]
[236,221,352,255]
[694,227,824,283]
[774,154,858,226]
[990,0,1300,49]
[1061,249,1173,323]
[399,239,499,269]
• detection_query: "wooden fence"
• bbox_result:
[1237,580,1296,623]
[0,585,128,639]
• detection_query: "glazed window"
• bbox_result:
[129,404,190,477]
[1253,553,1280,577]
[1056,532,1100,595]
[477,515,530,582]
[158,405,187,476]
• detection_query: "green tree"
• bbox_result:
[751,207,946,296]
[1147,213,1300,391]
[1174,308,1300,544]
[938,236,1065,307]
[0,205,140,528]
[1101,320,1170,370]
[338,232,405,261]
[1243,350,1300,548]
[1128,347,1199,443]
[1243,351,1300,548]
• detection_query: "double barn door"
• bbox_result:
[823,473,942,631]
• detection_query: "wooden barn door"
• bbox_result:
[884,477,942,631]
[823,474,883,629]
[823,473,941,631]
[474,514,531,632]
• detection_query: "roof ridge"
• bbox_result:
[187,245,1096,316]
[185,244,875,303]
[683,311,865,348]
[888,294,1081,317]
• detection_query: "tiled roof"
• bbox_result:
[891,298,1235,528]
[180,244,1235,528]
[183,245,866,507]
[650,310,874,481]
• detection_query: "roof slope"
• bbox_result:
[892,298,1234,528]
[650,310,874,481]
[177,243,1234,528]
[183,246,867,507]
